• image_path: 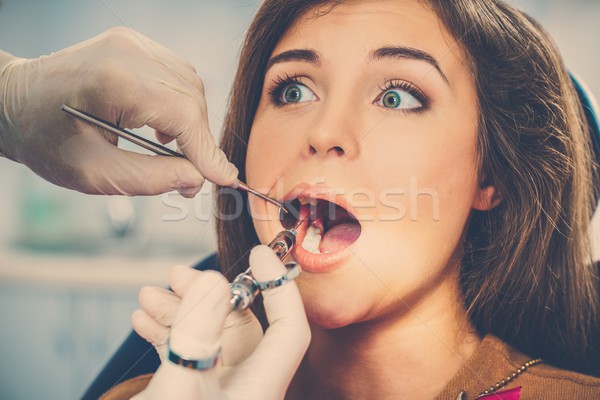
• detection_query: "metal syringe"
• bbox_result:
[229,225,301,311]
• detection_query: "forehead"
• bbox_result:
[272,0,466,80]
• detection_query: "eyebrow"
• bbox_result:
[265,46,449,85]
[266,49,320,70]
[370,46,449,84]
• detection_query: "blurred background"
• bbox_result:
[0,0,599,399]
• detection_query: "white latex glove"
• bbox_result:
[0,27,238,197]
[131,245,311,400]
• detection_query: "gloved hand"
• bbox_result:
[0,27,238,197]
[131,245,311,400]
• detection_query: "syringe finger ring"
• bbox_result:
[229,262,301,311]
[229,228,300,312]
[255,262,301,290]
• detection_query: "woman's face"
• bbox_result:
[246,0,490,328]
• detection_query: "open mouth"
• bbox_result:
[285,196,362,254]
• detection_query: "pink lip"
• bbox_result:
[281,183,360,273]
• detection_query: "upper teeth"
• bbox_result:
[298,197,318,206]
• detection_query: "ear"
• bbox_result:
[472,179,502,211]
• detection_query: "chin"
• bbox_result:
[305,305,358,329]
[298,276,374,330]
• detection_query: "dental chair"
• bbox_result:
[81,75,600,399]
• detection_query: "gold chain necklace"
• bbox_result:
[456,358,543,399]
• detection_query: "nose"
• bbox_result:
[305,102,360,160]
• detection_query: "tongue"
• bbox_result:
[318,221,361,253]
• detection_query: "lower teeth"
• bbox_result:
[301,225,322,254]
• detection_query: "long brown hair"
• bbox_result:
[215,0,600,375]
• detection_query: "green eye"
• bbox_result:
[381,91,401,109]
[284,85,303,103]
[376,87,423,111]
[278,83,316,104]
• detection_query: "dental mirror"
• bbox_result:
[279,199,302,229]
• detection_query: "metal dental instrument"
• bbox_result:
[230,216,306,311]
[61,105,289,213]
[279,200,303,230]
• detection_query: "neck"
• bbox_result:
[287,277,481,400]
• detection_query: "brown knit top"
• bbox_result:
[434,335,600,399]
[102,335,600,400]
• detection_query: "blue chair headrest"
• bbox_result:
[570,72,600,207]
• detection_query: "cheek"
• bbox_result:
[245,113,305,188]
[360,115,479,216]
[353,117,479,281]
[245,115,306,244]
[245,129,276,187]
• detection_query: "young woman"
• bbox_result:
[99,0,600,399]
